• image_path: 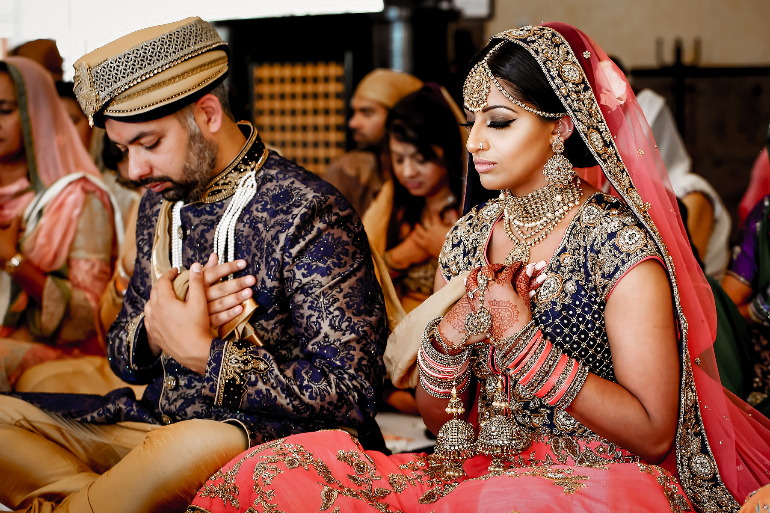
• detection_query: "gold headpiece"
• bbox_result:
[73,17,228,128]
[463,40,566,118]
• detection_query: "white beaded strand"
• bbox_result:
[212,170,258,270]
[171,200,184,270]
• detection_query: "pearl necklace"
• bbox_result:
[213,168,258,267]
[501,179,582,264]
[170,164,259,273]
[171,201,184,270]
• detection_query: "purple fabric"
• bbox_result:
[729,195,770,287]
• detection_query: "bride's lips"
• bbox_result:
[474,159,496,173]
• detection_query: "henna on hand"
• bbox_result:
[445,295,473,333]
[489,299,520,340]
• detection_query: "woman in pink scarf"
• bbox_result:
[0,56,119,391]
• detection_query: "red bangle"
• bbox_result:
[520,339,552,386]
[507,330,542,371]
[535,353,569,399]
[547,358,580,406]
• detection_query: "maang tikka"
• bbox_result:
[542,120,577,186]
[463,40,566,118]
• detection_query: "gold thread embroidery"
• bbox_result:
[126,312,145,370]
[215,339,270,406]
[108,56,228,107]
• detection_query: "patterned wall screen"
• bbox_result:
[252,62,347,176]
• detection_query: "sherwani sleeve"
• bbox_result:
[107,194,162,384]
[202,192,387,429]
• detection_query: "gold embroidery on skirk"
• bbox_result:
[214,339,270,406]
[487,25,735,511]
[637,462,693,512]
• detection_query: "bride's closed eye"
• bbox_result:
[459,119,514,129]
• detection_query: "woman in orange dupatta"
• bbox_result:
[190,23,770,513]
[0,57,120,391]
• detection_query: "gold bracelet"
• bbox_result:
[3,253,24,277]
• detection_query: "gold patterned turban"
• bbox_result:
[73,17,228,128]
[354,69,423,109]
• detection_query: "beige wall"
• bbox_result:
[487,0,770,68]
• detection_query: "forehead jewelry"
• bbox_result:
[464,40,566,118]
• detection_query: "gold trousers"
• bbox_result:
[0,395,248,513]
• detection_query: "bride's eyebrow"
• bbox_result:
[481,105,516,113]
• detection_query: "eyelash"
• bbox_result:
[460,120,514,129]
[143,140,159,150]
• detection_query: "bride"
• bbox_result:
[189,22,770,513]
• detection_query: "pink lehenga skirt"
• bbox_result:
[188,429,692,513]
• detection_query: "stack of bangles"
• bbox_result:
[418,317,471,398]
[496,320,589,410]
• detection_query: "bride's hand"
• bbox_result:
[436,262,547,352]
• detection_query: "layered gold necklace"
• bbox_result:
[501,179,582,264]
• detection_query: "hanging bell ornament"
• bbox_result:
[433,383,476,479]
[476,377,532,474]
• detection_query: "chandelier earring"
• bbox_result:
[542,120,576,186]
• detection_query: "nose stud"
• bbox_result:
[478,141,484,151]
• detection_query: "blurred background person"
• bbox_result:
[7,39,63,81]
[722,182,770,415]
[362,84,464,416]
[325,68,423,216]
[738,120,770,226]
[15,134,145,396]
[364,84,463,313]
[0,57,119,391]
[636,88,731,278]
[55,80,92,151]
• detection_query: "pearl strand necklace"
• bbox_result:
[213,169,258,267]
[170,167,259,273]
[171,200,184,270]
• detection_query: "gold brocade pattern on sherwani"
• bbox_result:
[443,24,735,513]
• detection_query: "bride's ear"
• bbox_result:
[558,115,575,141]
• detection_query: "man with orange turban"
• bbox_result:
[325,68,423,215]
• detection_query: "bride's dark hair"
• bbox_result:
[468,40,598,169]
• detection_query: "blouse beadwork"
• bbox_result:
[439,193,662,451]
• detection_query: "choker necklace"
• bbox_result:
[501,179,582,264]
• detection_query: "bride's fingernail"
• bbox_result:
[535,274,547,284]
[526,263,535,277]
[535,261,547,270]
[529,290,536,298]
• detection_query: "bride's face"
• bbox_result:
[464,85,557,195]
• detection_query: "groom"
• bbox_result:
[0,17,387,512]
